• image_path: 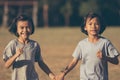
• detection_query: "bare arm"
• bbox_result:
[56,58,79,80]
[107,56,119,65]
[38,60,55,80]
[96,50,119,64]
[4,48,23,68]
[61,58,78,75]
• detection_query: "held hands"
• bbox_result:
[49,72,65,80]
[55,72,65,80]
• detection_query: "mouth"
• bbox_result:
[90,30,98,34]
[22,33,27,35]
[21,32,30,36]
[90,30,97,32]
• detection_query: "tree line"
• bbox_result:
[0,0,120,27]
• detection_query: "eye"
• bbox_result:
[26,26,31,29]
[20,26,24,29]
[88,22,92,25]
[95,23,99,26]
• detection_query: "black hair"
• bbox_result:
[9,14,35,37]
[81,12,106,35]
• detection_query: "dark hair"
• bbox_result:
[81,12,106,35]
[9,14,35,37]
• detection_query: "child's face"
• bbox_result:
[17,21,32,39]
[84,17,100,36]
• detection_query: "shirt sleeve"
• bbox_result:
[3,40,15,62]
[106,40,120,58]
[72,43,82,60]
[35,43,43,62]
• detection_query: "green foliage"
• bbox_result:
[79,0,99,16]
[0,0,120,26]
[60,1,72,16]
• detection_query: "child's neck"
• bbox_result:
[88,35,100,43]
[18,37,29,44]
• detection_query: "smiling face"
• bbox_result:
[84,17,100,36]
[17,20,32,40]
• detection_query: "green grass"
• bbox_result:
[0,27,120,80]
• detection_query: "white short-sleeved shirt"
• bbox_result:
[3,39,43,80]
[72,37,119,80]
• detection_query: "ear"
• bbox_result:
[84,26,87,30]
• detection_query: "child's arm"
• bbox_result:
[106,41,120,65]
[96,50,119,64]
[107,56,119,65]
[4,48,23,68]
[38,60,55,80]
[56,58,79,80]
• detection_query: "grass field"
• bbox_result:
[0,27,120,80]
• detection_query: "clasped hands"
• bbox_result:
[50,72,65,80]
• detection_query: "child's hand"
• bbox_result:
[16,47,24,57]
[97,50,102,59]
[56,72,65,80]
[49,73,56,80]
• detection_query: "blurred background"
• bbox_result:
[0,0,120,80]
[0,0,120,28]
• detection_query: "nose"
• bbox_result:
[91,24,95,28]
[23,27,27,32]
